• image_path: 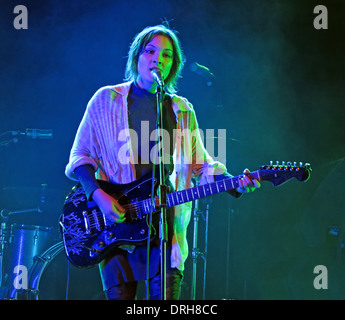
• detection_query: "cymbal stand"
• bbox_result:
[190,179,210,300]
[0,218,8,288]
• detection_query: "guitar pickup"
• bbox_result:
[82,210,92,234]
[128,198,142,221]
[83,209,105,234]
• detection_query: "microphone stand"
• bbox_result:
[155,83,168,300]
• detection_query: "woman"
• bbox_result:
[65,24,260,300]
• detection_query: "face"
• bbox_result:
[136,35,174,93]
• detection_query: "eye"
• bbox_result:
[163,52,173,59]
[144,49,155,55]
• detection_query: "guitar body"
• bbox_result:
[59,173,158,268]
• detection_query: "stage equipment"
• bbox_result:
[0,129,53,146]
[0,221,62,300]
[190,178,210,300]
[151,69,168,300]
[190,62,215,86]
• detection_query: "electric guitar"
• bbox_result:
[59,161,311,268]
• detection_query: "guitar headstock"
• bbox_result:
[259,161,312,187]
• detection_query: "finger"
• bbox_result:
[110,212,125,224]
[238,177,244,188]
[243,175,251,183]
[243,168,250,175]
[242,175,253,186]
[242,169,254,184]
[116,216,126,224]
[115,210,126,220]
[242,169,260,188]
[115,200,126,213]
[253,179,261,188]
[238,178,249,192]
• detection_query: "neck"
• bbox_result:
[136,78,157,94]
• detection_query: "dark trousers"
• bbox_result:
[105,268,183,300]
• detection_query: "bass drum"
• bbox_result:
[25,241,65,300]
[0,224,62,300]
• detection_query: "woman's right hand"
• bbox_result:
[92,188,126,223]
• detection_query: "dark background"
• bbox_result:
[0,0,344,299]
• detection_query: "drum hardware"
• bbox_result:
[1,207,42,219]
[0,129,53,147]
[0,221,62,300]
[190,179,210,300]
[1,130,56,298]
[0,218,10,290]
[26,241,64,299]
[0,206,44,291]
[15,288,40,300]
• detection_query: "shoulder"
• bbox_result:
[87,85,115,106]
[170,93,194,113]
[86,81,132,112]
[90,81,132,101]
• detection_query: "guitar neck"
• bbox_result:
[141,171,261,213]
[167,171,261,207]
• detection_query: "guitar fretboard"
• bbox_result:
[140,171,261,214]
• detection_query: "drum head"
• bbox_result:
[0,224,55,299]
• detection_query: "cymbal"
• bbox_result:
[0,184,62,212]
[0,184,59,195]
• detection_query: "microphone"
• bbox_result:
[151,69,164,87]
[26,128,53,139]
[12,128,53,139]
[190,62,215,86]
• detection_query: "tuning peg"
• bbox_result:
[299,162,303,167]
[276,161,280,166]
[270,160,273,166]
[293,162,297,167]
[282,161,285,166]
[287,162,292,167]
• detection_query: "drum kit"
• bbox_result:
[0,202,64,300]
[0,185,65,300]
[0,221,64,300]
[0,129,66,300]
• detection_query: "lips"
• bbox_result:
[149,67,163,72]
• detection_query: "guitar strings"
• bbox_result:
[87,201,150,229]
[87,181,226,229]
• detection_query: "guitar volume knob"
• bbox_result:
[99,241,105,248]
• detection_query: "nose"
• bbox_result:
[153,52,163,66]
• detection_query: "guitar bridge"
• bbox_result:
[82,209,105,234]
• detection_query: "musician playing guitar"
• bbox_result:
[64,24,260,300]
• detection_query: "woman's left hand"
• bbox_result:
[236,168,261,193]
